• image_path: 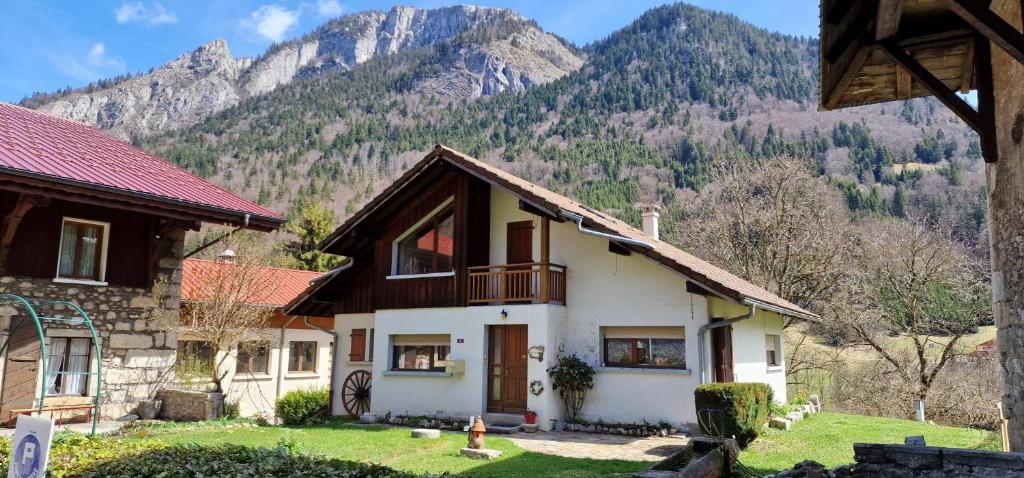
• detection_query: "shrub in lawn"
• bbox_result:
[694,383,773,447]
[547,354,595,420]
[276,387,330,425]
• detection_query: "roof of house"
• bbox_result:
[181,259,322,308]
[0,103,282,230]
[308,145,817,321]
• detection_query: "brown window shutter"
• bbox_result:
[349,329,366,361]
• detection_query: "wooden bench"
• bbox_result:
[7,403,96,426]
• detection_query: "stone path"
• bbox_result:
[506,430,691,462]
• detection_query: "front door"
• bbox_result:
[487,324,528,413]
[711,321,734,383]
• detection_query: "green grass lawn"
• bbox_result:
[140,420,647,477]
[740,412,1000,474]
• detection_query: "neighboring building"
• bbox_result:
[0,103,282,422]
[287,145,817,430]
[179,258,334,418]
[975,339,998,358]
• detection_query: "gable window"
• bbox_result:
[391,334,450,371]
[289,341,318,373]
[766,334,782,367]
[603,327,686,369]
[46,337,92,396]
[236,343,270,374]
[56,218,109,283]
[392,198,455,277]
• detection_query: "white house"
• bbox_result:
[286,145,817,430]
[180,258,334,418]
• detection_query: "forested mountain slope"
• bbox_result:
[30,3,988,262]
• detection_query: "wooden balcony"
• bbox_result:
[467,262,566,305]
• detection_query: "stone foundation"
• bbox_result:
[156,389,224,421]
[0,233,183,419]
[767,445,1024,478]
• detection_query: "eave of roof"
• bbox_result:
[312,144,818,321]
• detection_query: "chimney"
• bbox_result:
[640,205,661,240]
[218,249,236,263]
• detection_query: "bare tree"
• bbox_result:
[838,217,990,403]
[672,156,857,316]
[160,234,278,394]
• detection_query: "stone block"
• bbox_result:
[786,412,804,422]
[411,429,441,439]
[123,349,176,368]
[460,448,502,459]
[359,413,378,424]
[854,443,888,464]
[883,445,942,469]
[130,296,157,309]
[769,417,791,431]
[942,447,1024,471]
[109,333,153,349]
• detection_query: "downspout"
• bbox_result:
[274,314,300,413]
[697,303,758,384]
[304,317,339,416]
[559,211,655,249]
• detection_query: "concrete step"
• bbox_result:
[482,413,524,426]
[485,424,523,434]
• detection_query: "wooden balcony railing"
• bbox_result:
[467,262,566,305]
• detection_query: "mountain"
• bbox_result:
[25,3,985,256]
[25,5,582,140]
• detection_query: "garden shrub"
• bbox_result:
[694,382,773,447]
[547,354,595,420]
[276,387,330,425]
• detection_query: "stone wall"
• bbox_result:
[155,389,223,421]
[767,445,1024,478]
[0,232,183,418]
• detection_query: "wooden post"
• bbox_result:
[988,0,1024,452]
[540,217,550,303]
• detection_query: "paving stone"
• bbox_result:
[506,430,691,462]
[411,429,440,439]
[460,448,502,459]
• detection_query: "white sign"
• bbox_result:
[7,415,54,478]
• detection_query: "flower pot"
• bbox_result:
[524,412,537,425]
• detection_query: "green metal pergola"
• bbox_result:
[0,293,102,435]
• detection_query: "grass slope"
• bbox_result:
[740,412,1000,474]
[147,421,646,477]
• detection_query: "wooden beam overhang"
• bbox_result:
[876,0,905,40]
[948,0,1024,67]
[880,38,981,129]
[0,194,47,273]
[974,33,999,163]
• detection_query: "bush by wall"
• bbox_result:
[276,388,330,425]
[694,382,773,447]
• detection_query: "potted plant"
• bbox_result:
[524,410,538,425]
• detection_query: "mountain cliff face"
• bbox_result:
[31,5,581,139]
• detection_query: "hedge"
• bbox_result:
[0,435,426,478]
[276,387,330,425]
[694,382,773,447]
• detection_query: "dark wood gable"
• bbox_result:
[318,162,490,313]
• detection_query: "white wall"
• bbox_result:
[730,309,787,403]
[332,313,375,415]
[367,304,565,430]
[214,328,333,418]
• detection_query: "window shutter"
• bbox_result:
[349,329,366,361]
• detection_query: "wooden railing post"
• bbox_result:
[540,263,550,303]
[498,265,506,304]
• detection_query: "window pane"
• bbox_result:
[435,213,454,271]
[58,223,78,277]
[651,339,685,368]
[396,209,454,275]
[605,338,633,365]
[46,338,68,395]
[392,345,446,371]
[637,339,650,364]
[289,342,316,372]
[77,225,100,279]
[65,339,90,395]
[237,344,269,374]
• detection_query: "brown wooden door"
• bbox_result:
[0,317,42,425]
[506,221,534,301]
[487,324,528,413]
[711,323,734,383]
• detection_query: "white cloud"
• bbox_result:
[52,42,127,83]
[115,2,178,26]
[241,5,300,43]
[316,0,343,17]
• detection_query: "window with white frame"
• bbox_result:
[390,334,451,371]
[766,334,782,367]
[56,217,109,282]
[46,337,92,396]
[392,198,455,277]
[289,341,318,373]
[602,327,686,369]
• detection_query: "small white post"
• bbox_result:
[913,400,925,422]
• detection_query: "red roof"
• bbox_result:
[181,259,322,308]
[0,103,281,226]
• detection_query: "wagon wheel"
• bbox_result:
[342,370,371,418]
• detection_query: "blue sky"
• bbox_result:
[0,1,819,102]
